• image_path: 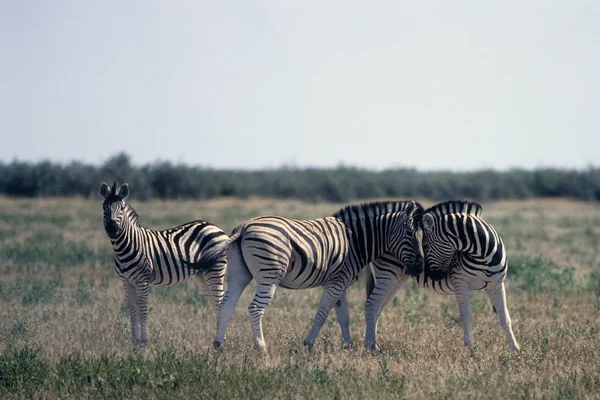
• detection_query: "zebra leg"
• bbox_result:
[454,279,474,355]
[248,283,278,353]
[485,281,520,354]
[197,263,226,315]
[364,269,409,351]
[213,246,252,349]
[124,281,140,343]
[364,272,409,351]
[136,282,151,346]
[303,284,341,351]
[334,291,352,348]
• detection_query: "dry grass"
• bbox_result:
[1,196,599,399]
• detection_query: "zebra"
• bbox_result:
[197,200,425,353]
[365,200,520,355]
[99,181,229,346]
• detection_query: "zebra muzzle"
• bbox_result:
[105,221,119,236]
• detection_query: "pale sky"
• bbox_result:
[1,1,598,171]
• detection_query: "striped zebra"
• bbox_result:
[199,200,425,353]
[99,182,228,346]
[365,200,520,355]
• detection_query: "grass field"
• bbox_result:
[1,196,599,399]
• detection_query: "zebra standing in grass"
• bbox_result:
[197,200,425,353]
[99,182,228,346]
[365,200,520,355]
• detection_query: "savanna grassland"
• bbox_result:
[1,196,599,399]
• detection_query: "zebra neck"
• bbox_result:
[344,217,386,265]
[446,215,503,263]
[111,221,146,256]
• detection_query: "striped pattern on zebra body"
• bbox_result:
[366,200,520,354]
[100,182,228,346]
[202,200,425,353]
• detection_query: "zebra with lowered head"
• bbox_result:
[99,182,228,346]
[196,200,425,353]
[365,200,520,355]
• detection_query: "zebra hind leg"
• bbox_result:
[197,263,226,315]
[485,281,520,354]
[303,284,341,351]
[334,291,352,348]
[454,280,474,356]
[213,248,252,349]
[248,283,278,353]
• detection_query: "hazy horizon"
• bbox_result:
[2,1,598,171]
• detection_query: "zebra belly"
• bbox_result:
[151,264,195,286]
[278,271,323,289]
[414,269,501,294]
[414,275,455,295]
[277,259,333,289]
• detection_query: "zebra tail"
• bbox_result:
[365,263,377,299]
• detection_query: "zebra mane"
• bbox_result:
[332,200,424,222]
[122,201,140,226]
[424,200,483,218]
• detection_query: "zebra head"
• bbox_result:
[387,202,425,277]
[421,201,482,281]
[99,181,130,238]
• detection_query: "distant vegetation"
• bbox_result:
[1,152,599,202]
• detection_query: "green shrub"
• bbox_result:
[2,152,600,202]
[508,256,574,294]
[75,275,94,305]
[0,347,49,389]
[22,278,62,305]
[589,265,600,297]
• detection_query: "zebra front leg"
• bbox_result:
[124,281,140,343]
[334,291,352,348]
[485,281,520,354]
[248,283,277,353]
[304,285,341,351]
[136,282,151,347]
[454,280,474,355]
[364,270,408,351]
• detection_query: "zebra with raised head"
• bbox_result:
[99,182,228,346]
[198,200,425,353]
[365,200,520,355]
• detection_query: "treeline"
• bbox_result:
[1,153,599,202]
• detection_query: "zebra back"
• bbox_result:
[423,200,483,219]
[332,200,424,222]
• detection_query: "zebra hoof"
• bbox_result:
[341,341,353,350]
[303,340,315,352]
[364,341,380,354]
[254,345,268,356]
[136,340,148,350]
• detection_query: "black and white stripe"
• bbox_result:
[366,200,519,354]
[100,182,228,346]
[204,200,425,352]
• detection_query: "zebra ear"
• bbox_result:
[423,213,435,233]
[99,182,111,199]
[118,183,129,200]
